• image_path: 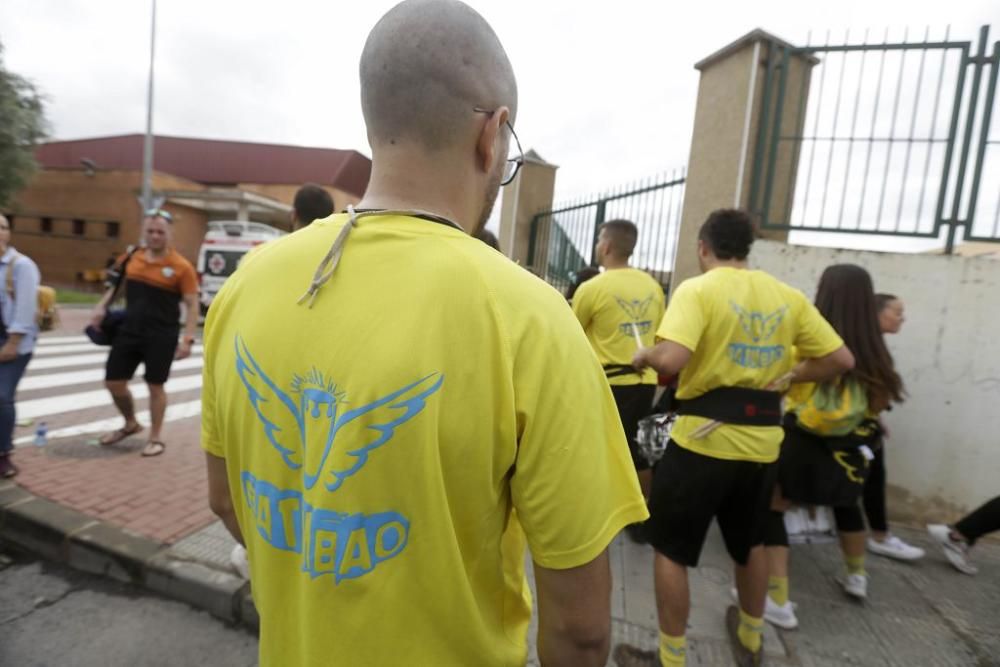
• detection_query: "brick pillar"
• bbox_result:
[498,150,558,267]
[673,29,816,288]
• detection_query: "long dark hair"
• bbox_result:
[815,264,904,411]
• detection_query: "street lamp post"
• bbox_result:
[140,0,157,213]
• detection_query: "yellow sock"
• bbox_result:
[768,575,789,606]
[845,554,866,576]
[737,609,764,654]
[658,632,686,666]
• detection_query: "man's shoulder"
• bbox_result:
[695,268,792,295]
[630,268,664,293]
[168,249,196,271]
[462,240,562,302]
[449,239,575,326]
[8,249,39,271]
[751,271,807,305]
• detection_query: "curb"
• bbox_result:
[0,480,258,631]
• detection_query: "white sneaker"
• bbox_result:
[230,544,250,579]
[841,573,868,600]
[867,534,925,561]
[764,597,799,630]
[784,507,807,537]
[729,587,799,630]
[927,524,978,575]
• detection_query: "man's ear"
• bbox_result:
[475,106,510,175]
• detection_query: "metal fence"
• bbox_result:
[749,25,999,251]
[527,172,685,293]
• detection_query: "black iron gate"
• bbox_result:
[749,26,999,252]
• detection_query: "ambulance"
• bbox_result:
[196,221,285,316]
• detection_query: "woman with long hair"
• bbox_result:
[760,264,905,629]
[864,294,924,561]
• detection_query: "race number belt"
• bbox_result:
[675,386,783,427]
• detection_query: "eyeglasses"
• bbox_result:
[145,208,173,223]
[473,107,524,186]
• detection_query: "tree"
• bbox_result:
[0,40,48,209]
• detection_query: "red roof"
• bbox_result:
[35,134,371,197]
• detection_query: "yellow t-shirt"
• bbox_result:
[572,268,666,386]
[656,267,843,462]
[201,213,647,667]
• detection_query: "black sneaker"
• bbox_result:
[0,454,18,479]
[612,643,659,667]
[726,605,764,666]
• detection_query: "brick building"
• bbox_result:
[5,135,371,286]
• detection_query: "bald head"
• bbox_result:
[361,0,517,150]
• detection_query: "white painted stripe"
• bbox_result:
[26,346,204,372]
[28,352,115,371]
[19,357,204,391]
[15,400,202,445]
[35,343,113,357]
[36,336,91,346]
[17,374,203,421]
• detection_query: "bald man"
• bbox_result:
[200,2,647,666]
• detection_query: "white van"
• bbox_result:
[196,221,285,315]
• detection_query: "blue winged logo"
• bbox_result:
[730,302,788,343]
[615,295,654,322]
[234,335,444,492]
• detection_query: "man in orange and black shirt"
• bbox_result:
[90,210,198,457]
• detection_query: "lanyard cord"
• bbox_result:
[297,205,463,308]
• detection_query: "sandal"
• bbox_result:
[99,423,144,446]
[141,440,166,457]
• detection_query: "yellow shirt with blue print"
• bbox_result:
[201,213,648,667]
[572,268,666,386]
[656,267,843,463]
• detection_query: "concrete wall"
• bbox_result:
[751,240,1000,523]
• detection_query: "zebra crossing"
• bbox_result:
[13,335,204,447]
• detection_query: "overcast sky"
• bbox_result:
[2,0,996,249]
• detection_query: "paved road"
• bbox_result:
[0,547,258,667]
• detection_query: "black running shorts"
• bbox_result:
[777,419,872,508]
[105,330,179,385]
[610,383,657,472]
[643,440,777,566]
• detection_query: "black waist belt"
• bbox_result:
[786,414,883,451]
[675,386,783,426]
[603,364,639,380]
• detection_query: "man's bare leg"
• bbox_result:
[147,383,167,442]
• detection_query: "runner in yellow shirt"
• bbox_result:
[613,209,853,667]
[572,219,665,533]
[202,2,647,666]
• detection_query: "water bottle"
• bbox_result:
[33,421,47,447]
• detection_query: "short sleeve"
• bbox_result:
[178,261,199,296]
[570,280,595,330]
[793,292,844,358]
[653,285,667,329]
[509,294,648,569]
[8,258,40,335]
[656,279,705,352]
[200,293,224,458]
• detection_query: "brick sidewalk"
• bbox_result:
[12,420,212,544]
[9,307,214,545]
